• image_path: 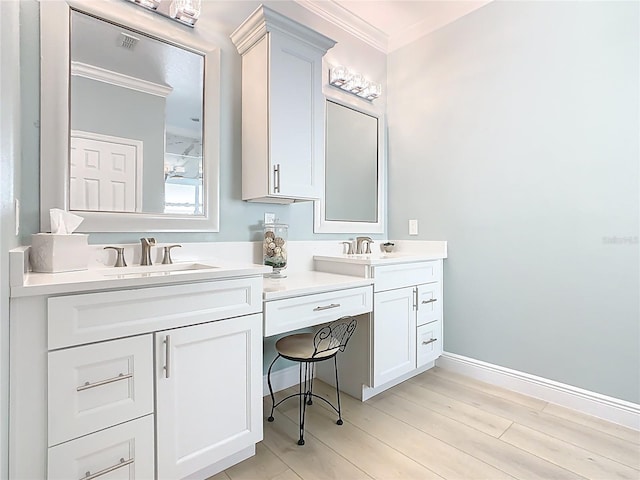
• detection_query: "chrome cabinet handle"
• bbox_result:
[81,457,133,480]
[273,164,281,193]
[313,303,340,311]
[164,335,171,379]
[413,288,418,310]
[422,338,438,346]
[77,373,133,392]
[422,298,437,304]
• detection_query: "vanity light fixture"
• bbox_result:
[329,65,382,101]
[125,0,201,27]
[170,0,201,26]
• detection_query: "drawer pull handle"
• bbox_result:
[164,335,171,379]
[422,338,438,346]
[77,373,133,392]
[313,303,340,311]
[82,457,133,479]
[421,298,437,304]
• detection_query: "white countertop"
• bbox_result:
[263,271,373,301]
[10,261,271,298]
[313,250,447,266]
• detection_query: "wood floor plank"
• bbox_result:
[542,402,640,445]
[423,367,548,411]
[369,388,585,480]
[281,398,444,479]
[271,469,303,480]
[308,381,516,480]
[206,471,231,480]
[501,423,640,479]
[414,372,640,469]
[222,369,638,480]
[261,398,373,480]
[224,443,291,480]
[379,378,513,437]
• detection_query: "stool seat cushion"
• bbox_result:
[275,333,340,360]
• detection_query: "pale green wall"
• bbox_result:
[388,1,639,402]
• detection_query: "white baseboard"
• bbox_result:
[263,365,301,397]
[436,352,640,431]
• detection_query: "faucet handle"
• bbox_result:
[162,244,181,265]
[341,241,354,255]
[364,239,374,254]
[104,246,127,267]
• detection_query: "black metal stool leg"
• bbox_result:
[298,362,308,445]
[334,356,343,425]
[266,354,280,422]
[307,362,314,405]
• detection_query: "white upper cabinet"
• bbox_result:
[231,6,336,203]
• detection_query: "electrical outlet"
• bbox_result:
[409,219,418,236]
[264,212,276,224]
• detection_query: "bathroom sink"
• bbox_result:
[100,262,218,278]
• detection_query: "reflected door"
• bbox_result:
[70,132,143,212]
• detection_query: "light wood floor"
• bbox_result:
[211,367,640,480]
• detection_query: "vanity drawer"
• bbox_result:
[373,261,441,292]
[264,286,372,337]
[48,335,153,446]
[48,414,154,480]
[417,320,442,367]
[416,282,442,327]
[48,277,262,349]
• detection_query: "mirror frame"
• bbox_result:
[40,0,220,232]
[314,96,385,234]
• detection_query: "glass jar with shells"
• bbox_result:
[263,223,288,277]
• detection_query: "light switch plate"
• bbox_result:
[409,219,418,235]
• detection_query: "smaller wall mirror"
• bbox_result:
[40,1,220,232]
[314,99,384,233]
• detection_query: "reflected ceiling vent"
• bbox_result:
[119,32,140,50]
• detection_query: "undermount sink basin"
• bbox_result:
[100,262,218,277]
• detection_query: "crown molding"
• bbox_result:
[70,61,173,97]
[231,4,336,55]
[295,0,388,53]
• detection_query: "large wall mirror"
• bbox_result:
[40,1,220,232]
[314,99,384,233]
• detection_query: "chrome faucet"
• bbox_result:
[140,237,156,265]
[355,236,374,254]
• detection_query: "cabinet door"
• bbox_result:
[156,314,263,480]
[268,30,323,200]
[373,287,417,387]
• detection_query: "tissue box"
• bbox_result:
[30,233,89,273]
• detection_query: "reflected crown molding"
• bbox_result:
[71,61,173,98]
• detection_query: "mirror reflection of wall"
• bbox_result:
[325,100,379,223]
[69,10,204,215]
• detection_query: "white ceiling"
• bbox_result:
[297,0,491,52]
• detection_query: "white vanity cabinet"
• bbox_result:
[10,274,264,480]
[314,256,444,400]
[231,6,336,203]
[371,263,443,387]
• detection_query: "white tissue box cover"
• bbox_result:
[30,233,89,273]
